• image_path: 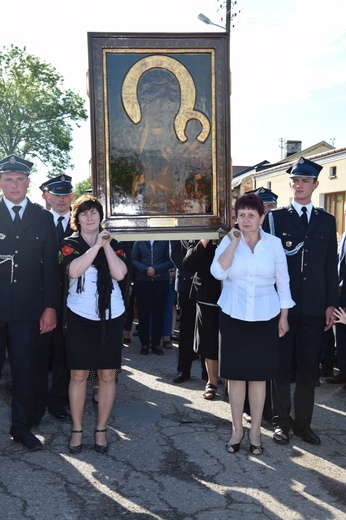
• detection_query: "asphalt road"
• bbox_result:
[0,332,345,519]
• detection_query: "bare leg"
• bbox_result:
[248,380,266,453]
[227,380,246,450]
[205,358,218,387]
[96,368,116,445]
[69,369,88,446]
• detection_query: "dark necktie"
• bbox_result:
[57,216,65,242]
[12,205,22,230]
[301,206,308,228]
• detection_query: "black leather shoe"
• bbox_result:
[140,345,149,355]
[11,429,43,451]
[173,371,191,383]
[49,408,71,420]
[294,427,321,445]
[273,426,290,445]
[152,345,164,355]
[69,429,83,454]
[94,428,108,454]
[326,373,346,384]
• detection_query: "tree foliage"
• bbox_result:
[0,45,88,175]
[73,178,92,200]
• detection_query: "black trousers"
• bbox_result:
[320,327,336,372]
[136,280,170,348]
[48,321,70,410]
[177,292,196,374]
[33,331,53,419]
[0,328,7,378]
[0,320,39,432]
[272,314,325,431]
[124,284,136,332]
[335,322,346,375]
[34,320,70,418]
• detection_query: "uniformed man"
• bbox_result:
[247,187,278,214]
[263,156,339,445]
[0,154,59,450]
[170,240,196,384]
[39,180,52,210]
[33,175,74,423]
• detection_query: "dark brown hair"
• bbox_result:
[235,193,264,217]
[70,195,104,231]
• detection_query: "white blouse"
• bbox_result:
[67,265,125,321]
[210,228,295,322]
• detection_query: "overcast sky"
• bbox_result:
[1,0,346,199]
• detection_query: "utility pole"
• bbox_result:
[226,0,231,32]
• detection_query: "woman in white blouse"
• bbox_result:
[211,194,295,456]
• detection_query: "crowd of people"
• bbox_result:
[0,153,344,458]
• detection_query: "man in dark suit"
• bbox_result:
[263,157,339,445]
[0,154,59,450]
[170,240,196,383]
[34,175,74,422]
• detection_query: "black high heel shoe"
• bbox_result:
[69,429,83,454]
[226,432,244,454]
[249,435,264,456]
[94,428,108,453]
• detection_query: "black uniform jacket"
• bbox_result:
[182,240,221,305]
[0,198,60,321]
[263,204,338,316]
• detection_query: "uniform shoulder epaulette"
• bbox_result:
[270,206,286,213]
[34,202,45,210]
[315,206,327,213]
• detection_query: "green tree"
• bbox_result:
[0,45,88,175]
[73,178,92,199]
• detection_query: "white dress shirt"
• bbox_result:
[210,228,295,322]
[292,200,313,222]
[51,209,70,231]
[3,196,28,220]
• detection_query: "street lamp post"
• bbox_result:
[225,0,231,33]
[197,0,233,33]
[197,13,226,30]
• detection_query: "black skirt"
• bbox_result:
[219,311,279,381]
[65,308,124,370]
[193,302,219,361]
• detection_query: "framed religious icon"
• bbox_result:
[88,32,231,239]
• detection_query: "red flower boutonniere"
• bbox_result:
[61,245,75,256]
[58,245,80,264]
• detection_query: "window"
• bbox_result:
[329,166,337,178]
[325,192,346,237]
